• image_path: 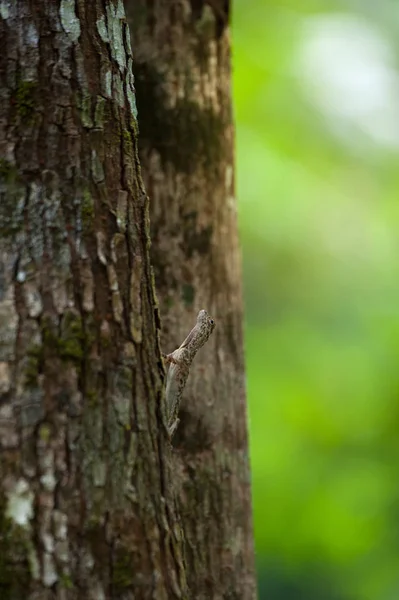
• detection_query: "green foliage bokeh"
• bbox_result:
[233,1,399,598]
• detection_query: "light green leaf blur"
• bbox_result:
[233,1,399,598]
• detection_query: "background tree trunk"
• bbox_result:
[0,0,256,598]
[127,1,256,598]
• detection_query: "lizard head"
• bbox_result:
[179,309,216,350]
[197,309,216,338]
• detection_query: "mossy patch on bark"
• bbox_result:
[13,81,37,124]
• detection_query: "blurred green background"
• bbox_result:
[233,1,399,598]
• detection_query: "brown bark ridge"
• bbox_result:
[127,1,256,598]
[0,2,187,599]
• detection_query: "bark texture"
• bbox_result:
[0,2,186,598]
[127,1,256,598]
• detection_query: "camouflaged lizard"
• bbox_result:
[163,309,215,438]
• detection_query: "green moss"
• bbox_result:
[14,81,37,123]
[0,495,31,598]
[0,160,16,179]
[86,389,99,408]
[24,313,95,386]
[42,312,83,361]
[129,116,139,139]
[112,548,135,592]
[39,423,51,443]
[57,312,87,362]
[122,128,134,160]
[28,313,93,370]
[81,189,94,230]
[59,573,73,589]
[24,344,43,388]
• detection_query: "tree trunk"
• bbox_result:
[0,2,185,598]
[0,0,255,598]
[127,1,256,598]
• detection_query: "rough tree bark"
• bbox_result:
[0,1,186,598]
[127,1,256,598]
[0,0,255,598]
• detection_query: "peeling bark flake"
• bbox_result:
[60,0,81,43]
